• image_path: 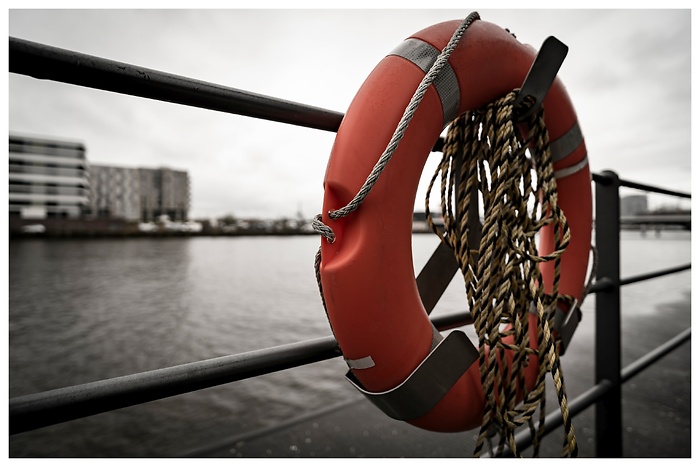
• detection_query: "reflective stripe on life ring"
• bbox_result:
[319,19,592,432]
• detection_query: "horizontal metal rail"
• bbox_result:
[618,178,692,199]
[9,37,450,153]
[620,263,691,286]
[9,37,344,132]
[592,172,691,199]
[9,310,473,435]
[585,262,691,295]
[10,336,339,435]
[621,327,692,382]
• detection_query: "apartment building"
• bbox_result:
[8,134,90,219]
[10,135,191,223]
[138,167,190,222]
[88,164,141,221]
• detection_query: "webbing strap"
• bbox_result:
[345,330,478,421]
[550,121,584,163]
[389,38,461,126]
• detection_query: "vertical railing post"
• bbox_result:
[594,170,623,457]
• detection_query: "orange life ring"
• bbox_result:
[319,18,592,432]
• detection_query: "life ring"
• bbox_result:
[319,18,592,432]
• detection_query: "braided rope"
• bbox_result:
[426,92,578,457]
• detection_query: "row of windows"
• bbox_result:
[9,156,88,170]
[9,200,87,207]
[9,176,91,189]
[9,141,85,159]
[9,184,90,196]
[9,210,79,219]
[9,164,88,178]
[11,179,77,187]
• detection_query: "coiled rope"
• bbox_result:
[427,92,578,457]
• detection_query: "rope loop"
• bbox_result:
[312,214,335,244]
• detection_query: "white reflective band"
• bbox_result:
[550,121,584,163]
[345,326,442,371]
[554,156,589,179]
[389,38,461,126]
[345,355,375,370]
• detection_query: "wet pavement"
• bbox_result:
[190,292,691,458]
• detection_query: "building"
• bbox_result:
[9,134,90,219]
[138,167,190,222]
[88,165,141,221]
[89,166,190,222]
[10,134,191,224]
[620,195,648,216]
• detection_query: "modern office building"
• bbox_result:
[9,134,90,219]
[138,167,190,222]
[10,134,190,224]
[89,166,190,222]
[88,165,141,221]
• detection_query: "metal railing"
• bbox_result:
[8,36,692,457]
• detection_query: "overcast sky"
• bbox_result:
[7,7,693,220]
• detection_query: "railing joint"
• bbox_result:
[592,276,617,292]
[592,170,619,187]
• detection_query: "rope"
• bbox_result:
[426,91,579,457]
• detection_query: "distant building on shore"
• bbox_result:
[89,165,190,222]
[9,134,91,219]
[621,195,648,216]
[89,165,141,221]
[9,134,191,224]
[137,167,190,222]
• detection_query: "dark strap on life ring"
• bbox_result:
[345,330,478,421]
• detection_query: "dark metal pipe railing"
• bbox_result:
[8,37,692,457]
[9,37,344,132]
[584,263,690,296]
[594,170,623,456]
[9,37,459,154]
[621,327,691,382]
[9,310,474,435]
[591,172,691,199]
[620,263,691,286]
[618,178,692,199]
[10,336,340,435]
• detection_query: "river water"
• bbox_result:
[8,231,691,457]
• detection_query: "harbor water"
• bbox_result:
[8,231,691,457]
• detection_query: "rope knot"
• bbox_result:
[312,214,335,244]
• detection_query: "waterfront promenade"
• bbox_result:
[193,292,691,458]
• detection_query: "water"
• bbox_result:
[8,231,691,457]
